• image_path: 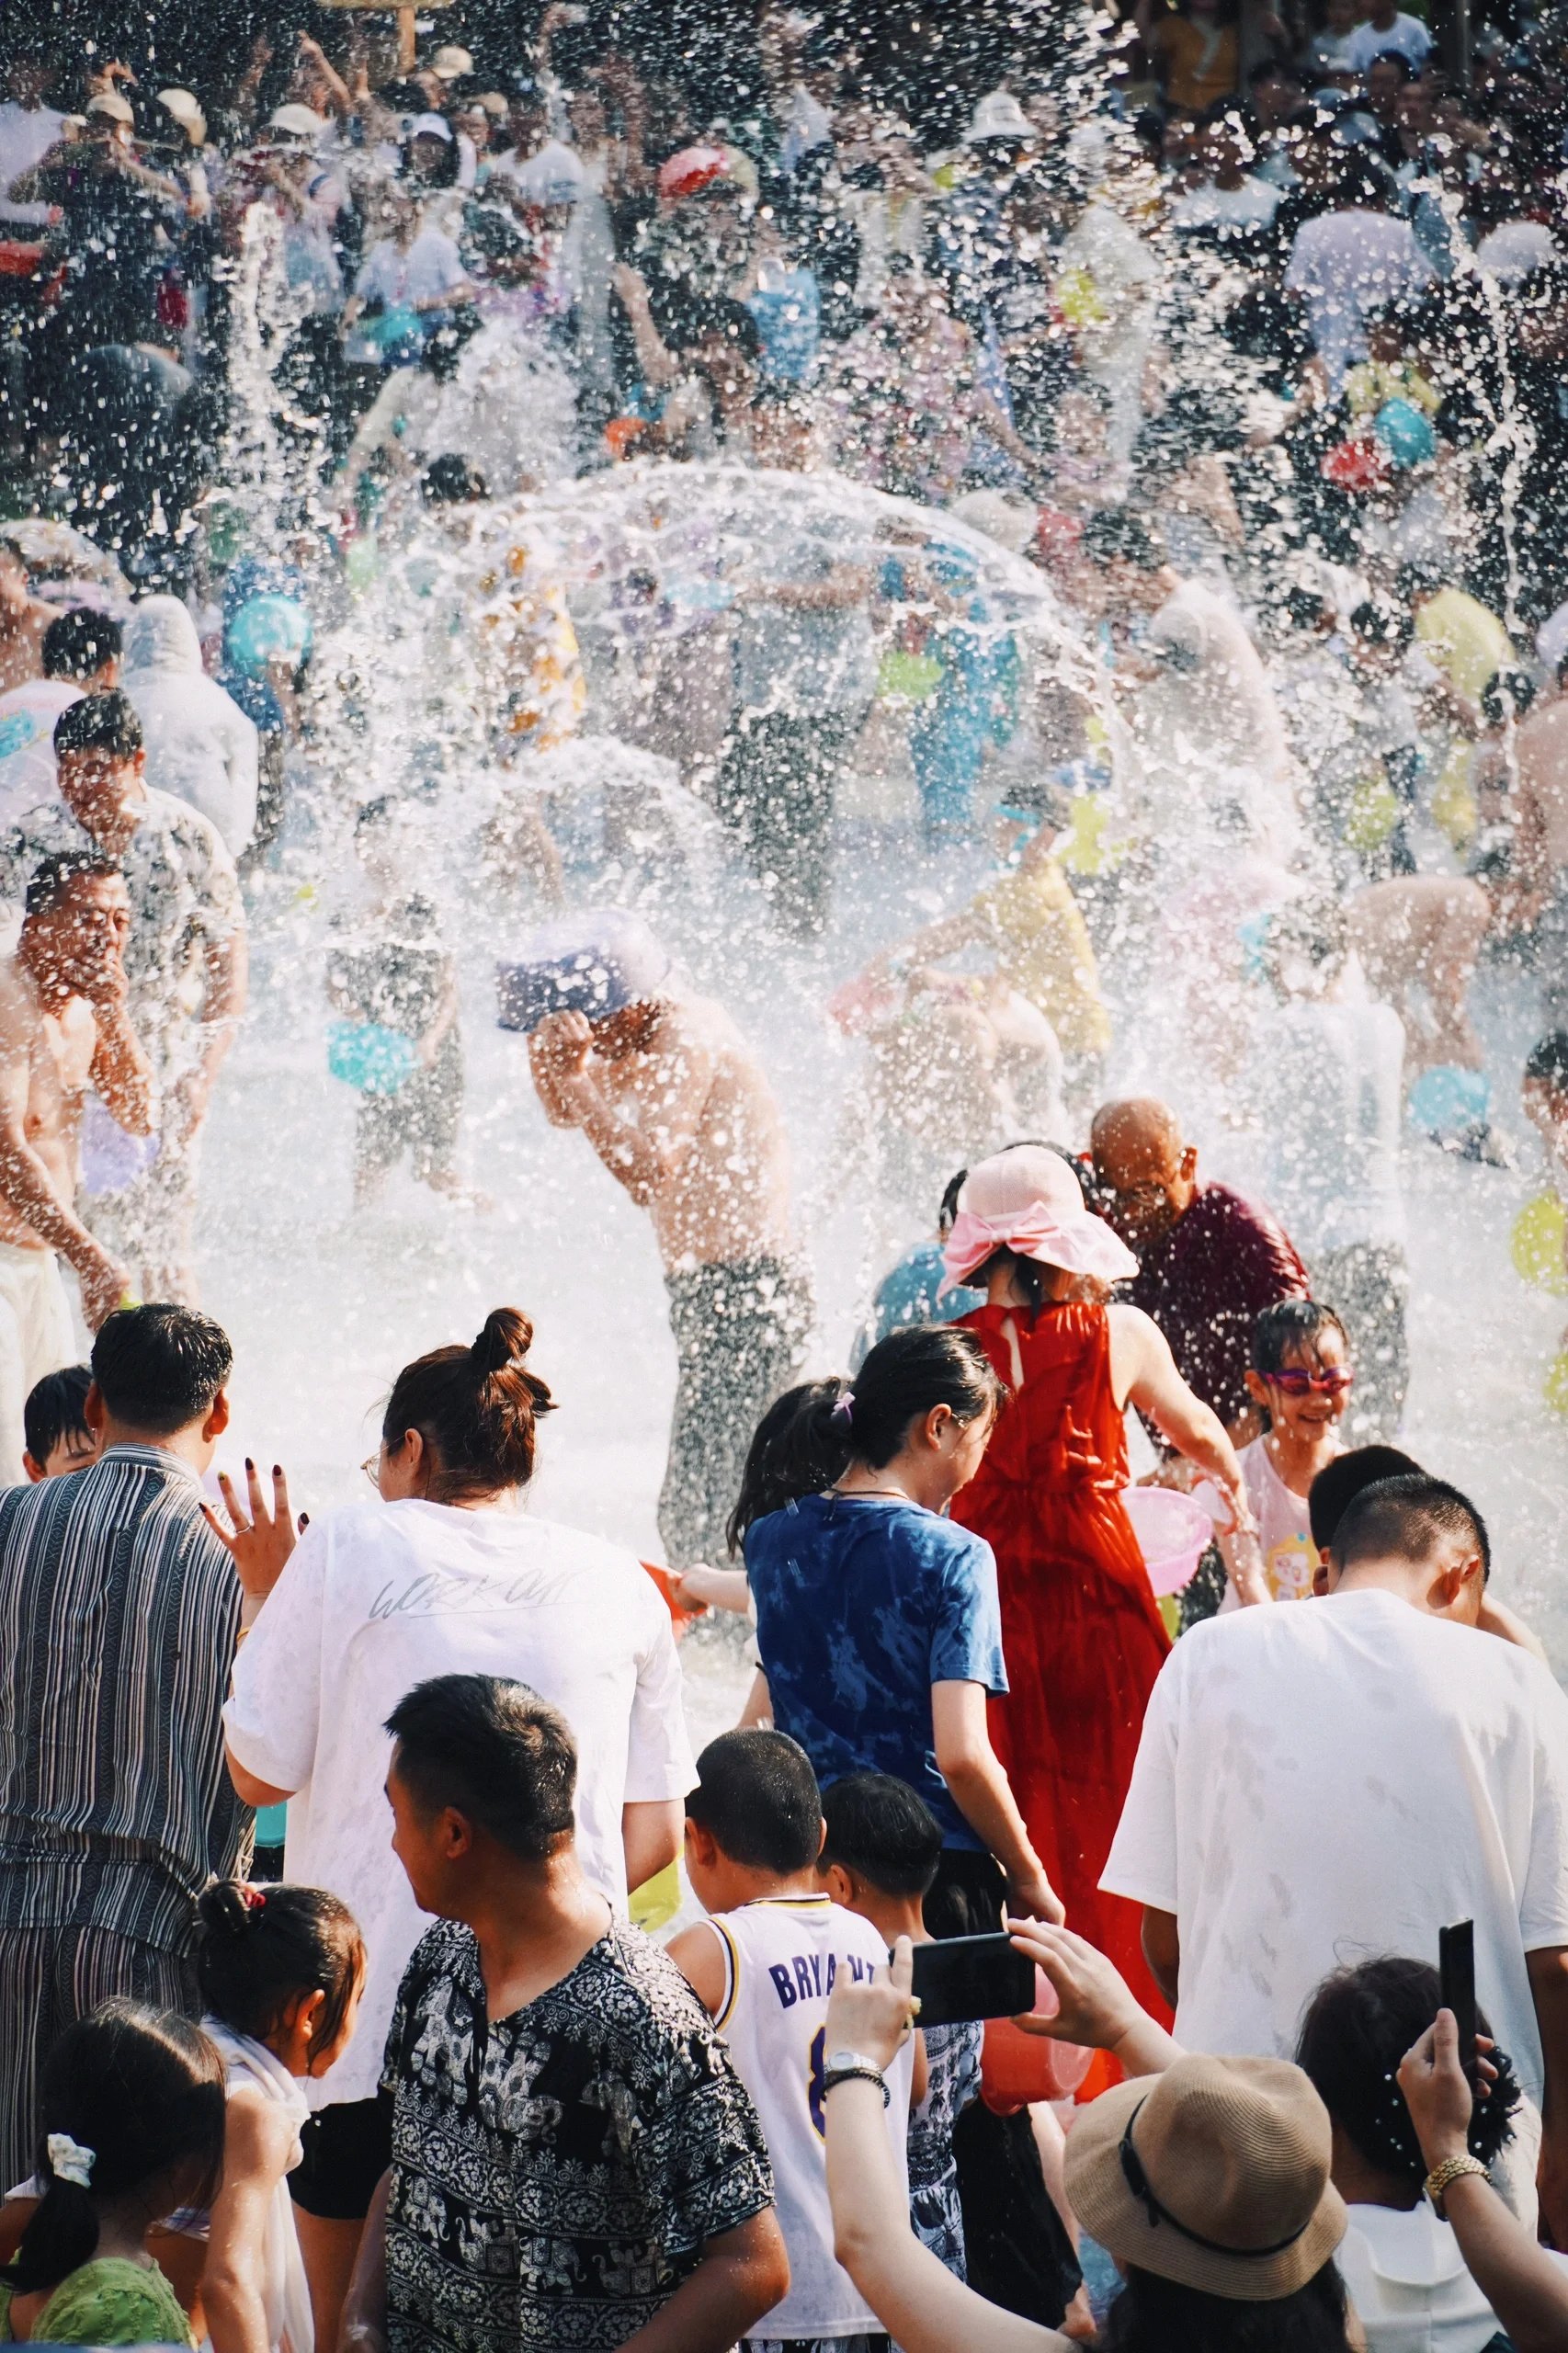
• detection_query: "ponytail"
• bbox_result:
[727,1327,1006,1552]
[195,1880,365,2063]
[381,1307,556,1502]
[6,2002,224,2296]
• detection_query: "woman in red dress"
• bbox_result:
[946,1146,1247,2016]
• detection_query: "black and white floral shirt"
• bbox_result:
[381,1916,775,2353]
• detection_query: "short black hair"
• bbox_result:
[53,689,142,761]
[1525,1031,1568,1094]
[1350,598,1415,654]
[1333,1471,1491,1583]
[1481,666,1536,727]
[820,1772,942,1898]
[421,452,488,505]
[23,849,121,921]
[1297,1956,1518,2194]
[41,608,121,682]
[1081,507,1163,572]
[90,1303,233,1437]
[23,1364,91,1466]
[1308,1444,1424,1552]
[685,1728,823,1873]
[386,1674,577,1861]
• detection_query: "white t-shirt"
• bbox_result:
[354,227,467,313]
[0,101,65,230]
[0,680,78,827]
[1336,2200,1506,2353]
[1285,210,1433,388]
[705,1894,914,2339]
[1168,176,1280,234]
[1101,1589,1568,2103]
[1344,12,1435,72]
[1246,995,1406,1255]
[223,1497,697,2109]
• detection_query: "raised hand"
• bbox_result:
[202,1459,302,1609]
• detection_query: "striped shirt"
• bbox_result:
[0,1444,250,1954]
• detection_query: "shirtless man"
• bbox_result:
[0,850,153,1473]
[505,911,809,1566]
[0,542,54,697]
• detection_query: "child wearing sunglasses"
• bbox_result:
[1198,1299,1352,1608]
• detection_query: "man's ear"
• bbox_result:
[821,1860,856,1907]
[84,1380,106,1435]
[1430,1552,1484,1617]
[20,1454,43,1483]
[684,1817,718,1870]
[1181,1143,1199,1184]
[203,1387,232,1441]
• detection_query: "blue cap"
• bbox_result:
[496,910,671,1034]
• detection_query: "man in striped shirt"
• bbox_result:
[0,1301,249,2182]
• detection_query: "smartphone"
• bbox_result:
[1439,1918,1477,2086]
[907,1934,1035,2029]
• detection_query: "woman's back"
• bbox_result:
[955,1302,1131,1508]
[746,1492,1005,1849]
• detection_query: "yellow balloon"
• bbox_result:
[1345,774,1401,854]
[629,1858,683,1935]
[1512,1193,1568,1296]
[1544,1350,1568,1418]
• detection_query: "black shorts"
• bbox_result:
[288,2090,392,2222]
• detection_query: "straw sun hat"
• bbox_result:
[1064,2055,1347,2302]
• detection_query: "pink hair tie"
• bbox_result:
[239,1884,267,1914]
[831,1392,855,1425]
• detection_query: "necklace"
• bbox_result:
[828,1482,919,1506]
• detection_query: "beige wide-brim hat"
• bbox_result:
[1065,2055,1347,2302]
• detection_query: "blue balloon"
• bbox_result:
[1372,396,1437,470]
[225,594,313,680]
[327,1020,418,1096]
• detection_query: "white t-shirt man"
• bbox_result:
[1285,208,1433,388]
[353,225,467,313]
[1102,1588,1568,2107]
[224,1498,697,2109]
[1344,11,1435,73]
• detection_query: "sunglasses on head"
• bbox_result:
[1263,1367,1354,1395]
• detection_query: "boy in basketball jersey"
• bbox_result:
[669,1730,925,2353]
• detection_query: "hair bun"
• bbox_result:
[471,1307,534,1376]
[196,1881,261,1939]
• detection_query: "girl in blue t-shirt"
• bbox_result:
[736,1324,1062,1931]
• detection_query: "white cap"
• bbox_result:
[158,86,206,144]
[510,138,585,203]
[409,111,455,142]
[966,88,1033,144]
[268,103,327,142]
[430,44,475,80]
[85,90,135,126]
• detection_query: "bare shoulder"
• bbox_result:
[0,960,39,1054]
[221,2078,299,2171]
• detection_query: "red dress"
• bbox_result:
[952,1301,1172,2020]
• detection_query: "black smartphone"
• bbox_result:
[1439,1918,1477,2086]
[907,1934,1035,2029]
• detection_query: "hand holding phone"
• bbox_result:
[907,1933,1035,2028]
[1439,1918,1477,2089]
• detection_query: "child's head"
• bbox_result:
[1363,301,1413,366]
[22,1365,96,1483]
[1296,1955,1518,2196]
[684,1728,824,1913]
[819,1773,942,1921]
[6,2000,224,2295]
[1245,1299,1353,1439]
[1524,1030,1568,1147]
[1347,597,1414,676]
[195,1881,366,2080]
[1306,1441,1423,1557]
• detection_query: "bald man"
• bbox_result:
[1091,1097,1308,1439]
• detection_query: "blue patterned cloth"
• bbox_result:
[745,1493,1006,1849]
[909,2018,983,2277]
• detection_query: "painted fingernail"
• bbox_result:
[244,1457,255,1470]
[273,1465,281,1477]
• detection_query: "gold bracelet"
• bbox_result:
[1424,2153,1489,2214]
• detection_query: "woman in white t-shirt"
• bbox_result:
[219,1308,695,2351]
[1199,1299,1350,1608]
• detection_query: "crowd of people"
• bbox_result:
[0,0,1563,2347]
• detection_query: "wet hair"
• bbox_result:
[23,848,120,920]
[403,126,460,186]
[1350,599,1415,654]
[53,689,142,761]
[4,2001,224,2296]
[41,608,121,682]
[23,1364,91,1466]
[686,1729,823,1872]
[1525,1030,1568,1094]
[355,795,395,833]
[675,296,762,361]
[1082,507,1165,572]
[1252,1298,1348,1376]
[821,1772,943,1899]
[1482,666,1536,727]
[1307,1443,1423,1552]
[195,1881,365,2057]
[91,1304,232,1437]
[421,451,489,505]
[727,1327,1006,1552]
[381,1308,555,1502]
[1333,1471,1491,1583]
[1365,46,1417,81]
[1100,2258,1352,2350]
[1297,1956,1518,2195]
[386,1673,577,1861]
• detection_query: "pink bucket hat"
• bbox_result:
[942,1145,1139,1292]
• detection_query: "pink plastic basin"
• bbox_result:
[1121,1485,1211,1597]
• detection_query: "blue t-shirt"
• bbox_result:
[745,1491,1006,1849]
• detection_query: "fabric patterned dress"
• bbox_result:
[908,2017,983,2278]
[381,1917,774,2353]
